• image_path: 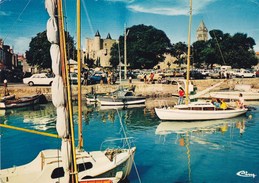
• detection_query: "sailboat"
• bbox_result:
[154,0,247,121]
[0,0,135,182]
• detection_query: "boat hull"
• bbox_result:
[210,91,259,101]
[98,97,146,106]
[0,94,42,109]
[155,107,248,121]
[0,94,15,102]
[0,147,136,183]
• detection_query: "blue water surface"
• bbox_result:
[0,102,259,183]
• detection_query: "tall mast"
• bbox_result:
[77,0,83,150]
[57,0,79,182]
[185,0,192,105]
[124,24,127,80]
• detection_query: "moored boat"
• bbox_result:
[0,94,15,102]
[0,145,136,183]
[209,91,259,101]
[0,94,42,109]
[97,87,146,107]
[155,101,248,121]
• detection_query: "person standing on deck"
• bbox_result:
[177,87,185,105]
[237,93,245,108]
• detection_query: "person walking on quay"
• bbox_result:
[144,73,147,83]
[177,87,185,105]
[3,79,9,96]
[149,72,154,84]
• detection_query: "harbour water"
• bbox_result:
[1,102,259,183]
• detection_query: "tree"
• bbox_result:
[172,42,187,67]
[26,31,76,69]
[192,29,258,69]
[110,24,172,69]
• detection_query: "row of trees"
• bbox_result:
[110,24,258,69]
[25,24,258,70]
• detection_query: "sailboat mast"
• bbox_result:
[185,0,192,104]
[77,0,83,150]
[57,0,79,182]
[124,24,127,80]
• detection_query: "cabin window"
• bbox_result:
[51,162,93,179]
[125,92,133,96]
[192,107,202,110]
[78,162,93,172]
[51,167,64,179]
[203,107,215,110]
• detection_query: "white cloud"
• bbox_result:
[128,5,188,16]
[0,10,11,16]
[12,37,31,54]
[126,0,217,16]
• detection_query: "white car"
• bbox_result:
[235,70,255,78]
[69,72,84,84]
[23,73,54,86]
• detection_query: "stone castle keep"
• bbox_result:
[85,31,116,67]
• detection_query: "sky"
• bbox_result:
[0,0,259,54]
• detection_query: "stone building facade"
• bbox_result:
[85,31,116,67]
[196,20,208,41]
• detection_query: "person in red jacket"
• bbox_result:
[177,87,185,105]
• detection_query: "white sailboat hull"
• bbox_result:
[0,147,136,183]
[98,98,146,106]
[210,91,259,101]
[155,107,247,121]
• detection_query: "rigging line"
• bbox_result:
[3,0,33,42]
[0,124,60,138]
[116,109,142,183]
[82,0,95,36]
[203,13,226,65]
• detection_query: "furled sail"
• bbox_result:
[45,0,70,182]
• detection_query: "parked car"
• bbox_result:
[89,71,107,84]
[209,71,221,79]
[235,70,255,78]
[184,70,206,80]
[69,72,83,85]
[23,73,54,86]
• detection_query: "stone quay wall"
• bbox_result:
[1,78,259,101]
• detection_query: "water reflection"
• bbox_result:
[155,117,252,183]
[0,103,56,131]
[156,117,251,145]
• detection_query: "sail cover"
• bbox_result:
[45,0,70,182]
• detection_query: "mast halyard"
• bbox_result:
[77,0,83,150]
[185,0,193,105]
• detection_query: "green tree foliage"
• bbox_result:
[171,42,187,67]
[26,31,76,69]
[110,24,172,69]
[192,30,258,68]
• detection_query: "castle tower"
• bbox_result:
[196,20,208,41]
[94,30,101,51]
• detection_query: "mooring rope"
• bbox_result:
[116,109,142,183]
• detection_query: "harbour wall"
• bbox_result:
[1,78,259,101]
